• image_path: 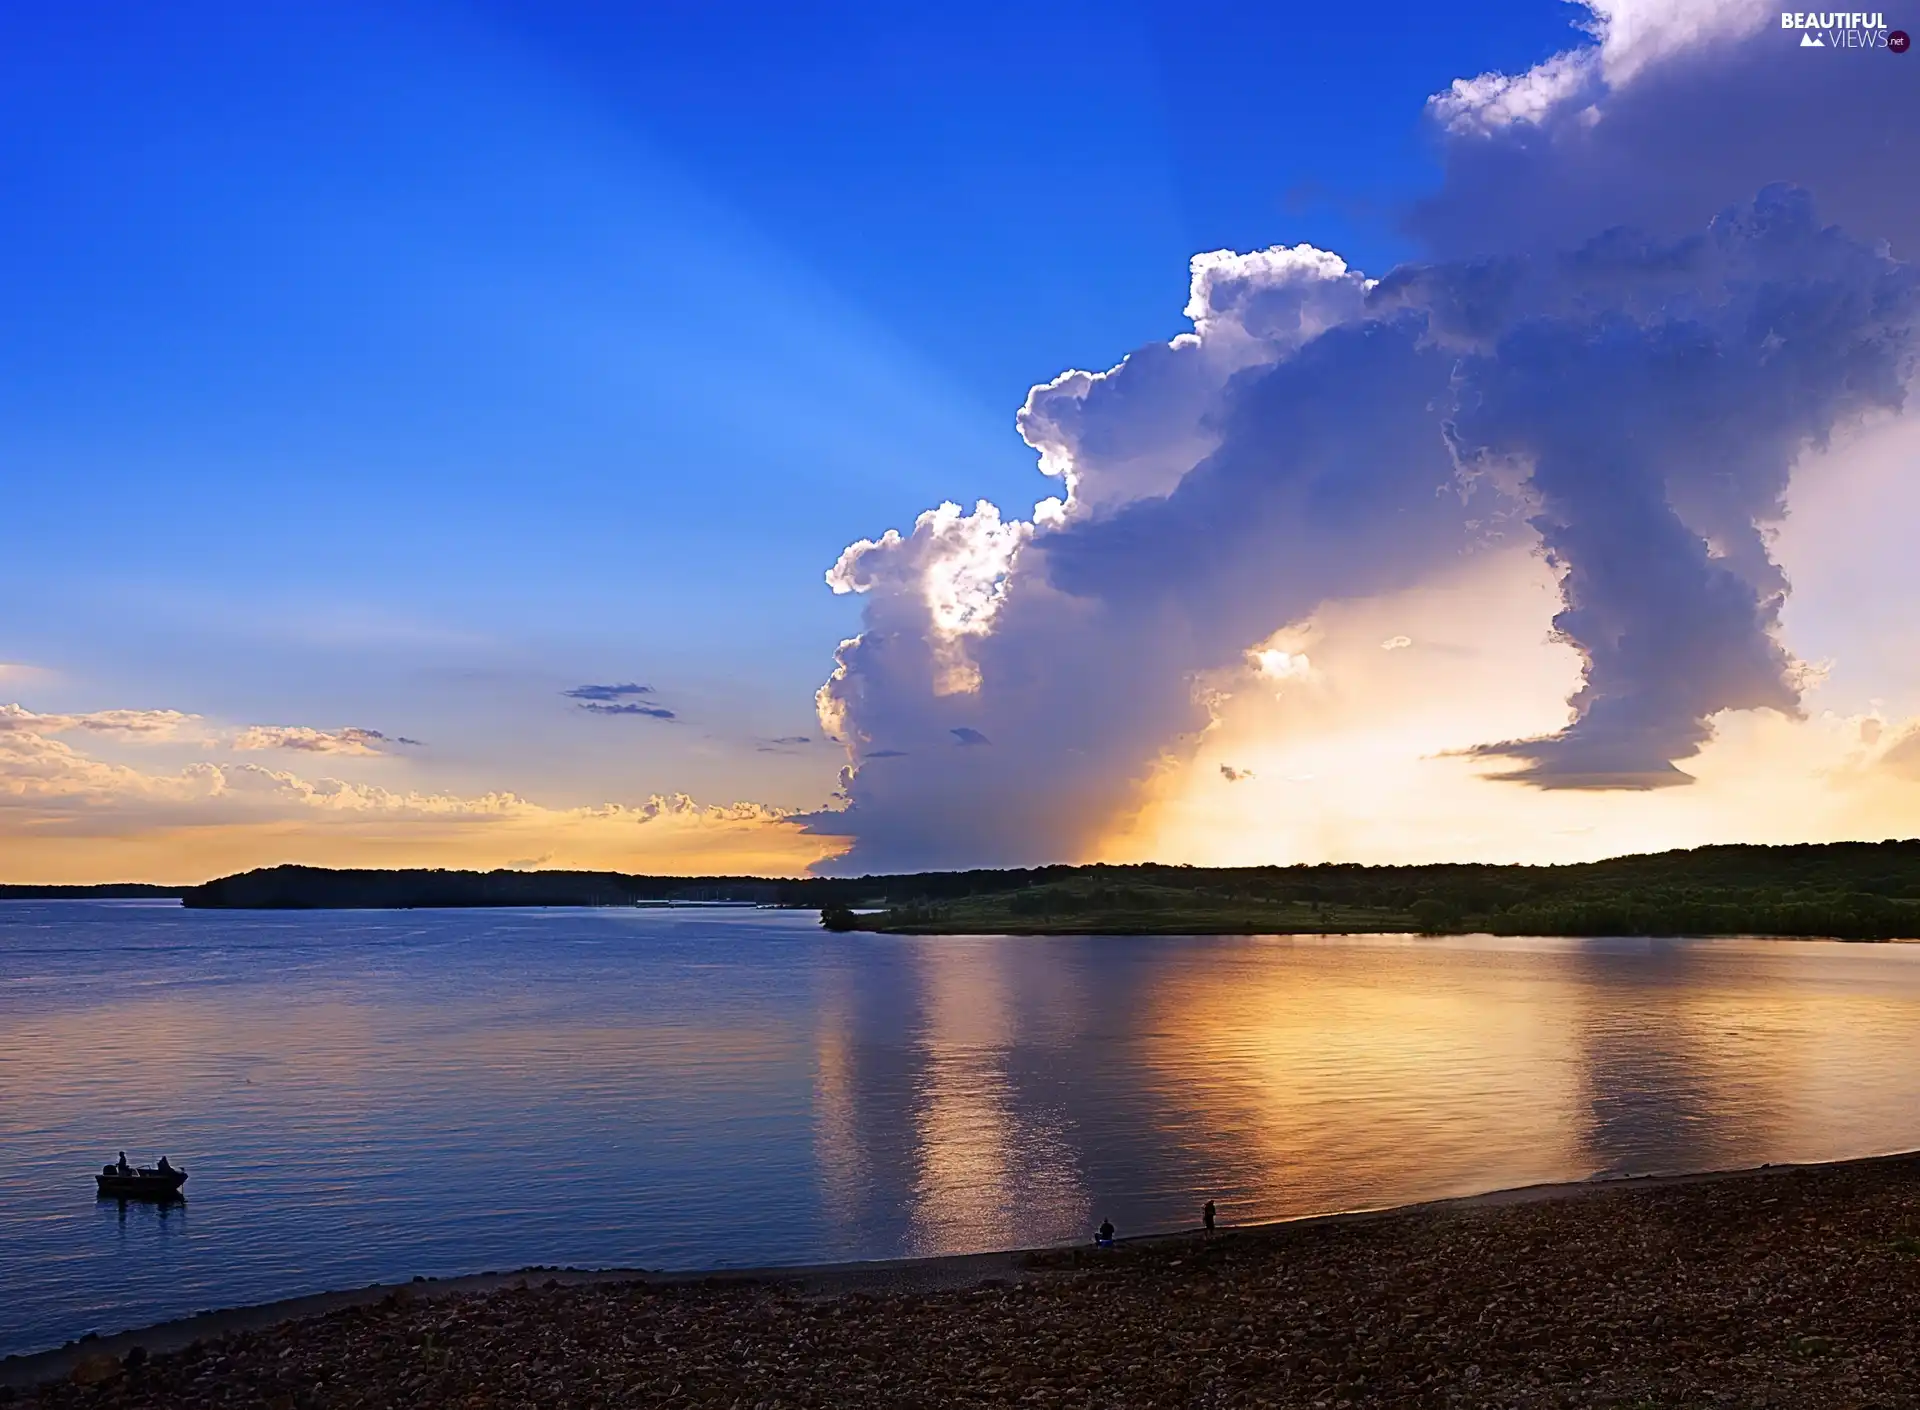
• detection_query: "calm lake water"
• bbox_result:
[4,900,1920,1357]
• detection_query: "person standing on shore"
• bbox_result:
[1203,1199,1216,1233]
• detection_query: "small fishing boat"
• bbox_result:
[96,1162,187,1199]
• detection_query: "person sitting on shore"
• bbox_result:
[1097,1218,1115,1248]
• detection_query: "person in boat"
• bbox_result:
[156,1156,173,1175]
[115,1152,130,1176]
[1096,1218,1115,1248]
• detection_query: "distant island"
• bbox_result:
[180,867,793,910]
[155,842,1920,939]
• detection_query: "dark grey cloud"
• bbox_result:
[579,701,676,720]
[1409,189,1917,785]
[564,682,655,701]
[1220,765,1252,782]
[757,735,816,754]
[951,727,992,746]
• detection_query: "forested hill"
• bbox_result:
[826,840,1920,939]
[171,842,1920,938]
[180,866,791,909]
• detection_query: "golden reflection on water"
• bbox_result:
[872,935,1920,1240]
[1137,937,1586,1214]
[903,941,1087,1255]
[809,963,869,1235]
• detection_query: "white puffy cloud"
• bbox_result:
[1431,0,1774,136]
[1430,48,1601,137]
[1013,245,1371,515]
[0,726,225,808]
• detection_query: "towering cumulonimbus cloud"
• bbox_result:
[804,0,1919,872]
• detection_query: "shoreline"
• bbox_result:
[10,1146,1918,1392]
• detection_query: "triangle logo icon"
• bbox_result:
[1800,31,1825,45]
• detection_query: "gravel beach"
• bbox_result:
[10,1153,1920,1408]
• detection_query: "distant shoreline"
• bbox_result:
[0,885,188,901]
[9,1147,1920,1389]
[9,841,1920,941]
[141,846,1920,941]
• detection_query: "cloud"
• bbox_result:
[578,701,676,720]
[231,725,401,756]
[1881,724,1920,781]
[1411,189,1916,786]
[1250,647,1313,683]
[770,736,812,746]
[1429,47,1599,138]
[2,707,428,758]
[950,727,991,746]
[1219,765,1253,782]
[0,725,225,811]
[565,682,676,720]
[564,683,656,701]
[1381,636,1413,651]
[1016,245,1373,515]
[808,178,1917,867]
[0,704,204,740]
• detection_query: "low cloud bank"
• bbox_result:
[0,703,829,881]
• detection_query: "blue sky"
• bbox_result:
[0,0,1585,808]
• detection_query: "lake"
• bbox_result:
[3,900,1919,1358]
